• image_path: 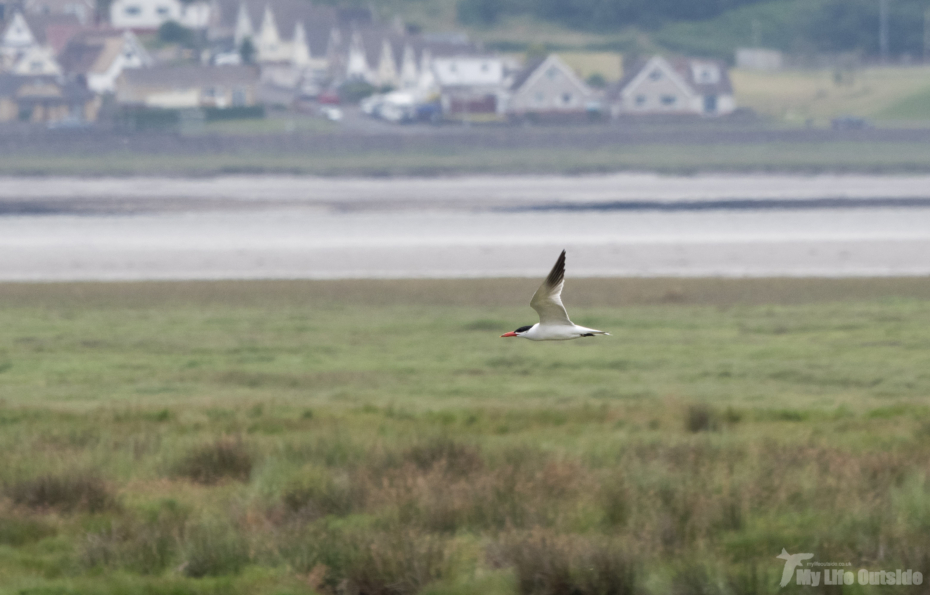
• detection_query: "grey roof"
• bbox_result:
[607,56,733,100]
[0,73,93,103]
[19,12,80,45]
[121,64,259,86]
[509,55,545,91]
[57,29,124,76]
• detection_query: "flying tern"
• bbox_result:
[501,250,610,341]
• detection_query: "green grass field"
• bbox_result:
[2,278,930,594]
[732,67,930,125]
[8,141,930,176]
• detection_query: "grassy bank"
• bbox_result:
[1,278,930,594]
[6,140,930,176]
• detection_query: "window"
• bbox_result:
[660,95,676,106]
[703,95,718,113]
[562,92,572,105]
[232,88,247,106]
[203,87,217,98]
[29,60,42,72]
[648,69,662,81]
[480,63,488,72]
[546,67,558,80]
[124,5,140,15]
[635,94,646,106]
[449,64,457,72]
[534,91,545,104]
[156,6,168,14]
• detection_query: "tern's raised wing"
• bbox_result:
[530,250,572,326]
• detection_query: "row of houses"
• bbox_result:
[0,0,736,126]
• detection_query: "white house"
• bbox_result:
[608,55,735,117]
[506,54,593,117]
[0,11,64,75]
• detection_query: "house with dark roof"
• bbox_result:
[58,28,151,93]
[0,73,99,122]
[0,11,77,75]
[116,64,259,108]
[505,54,594,118]
[607,55,735,117]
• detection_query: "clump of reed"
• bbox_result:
[172,437,254,484]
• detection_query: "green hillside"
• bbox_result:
[376,0,930,62]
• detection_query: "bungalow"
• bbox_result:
[505,54,593,118]
[607,55,735,117]
[58,29,151,93]
[0,73,99,122]
[116,64,259,108]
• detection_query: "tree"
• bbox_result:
[158,21,194,46]
[239,38,256,64]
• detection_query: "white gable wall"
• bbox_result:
[345,32,376,84]
[87,33,152,93]
[508,55,591,114]
[619,56,695,114]
[2,12,36,48]
[12,45,61,74]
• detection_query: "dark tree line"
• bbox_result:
[457,0,774,29]
[457,0,930,58]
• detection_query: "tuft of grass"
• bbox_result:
[497,532,636,595]
[282,468,364,519]
[173,438,254,485]
[7,472,117,513]
[403,437,484,477]
[81,499,189,575]
[180,522,251,578]
[0,515,56,546]
[343,531,452,595]
[685,404,719,433]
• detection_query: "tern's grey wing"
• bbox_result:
[529,250,572,326]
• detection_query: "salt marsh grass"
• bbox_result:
[1,278,929,594]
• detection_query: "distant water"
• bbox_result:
[2,174,930,280]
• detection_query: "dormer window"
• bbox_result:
[649,69,662,81]
[691,63,720,84]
